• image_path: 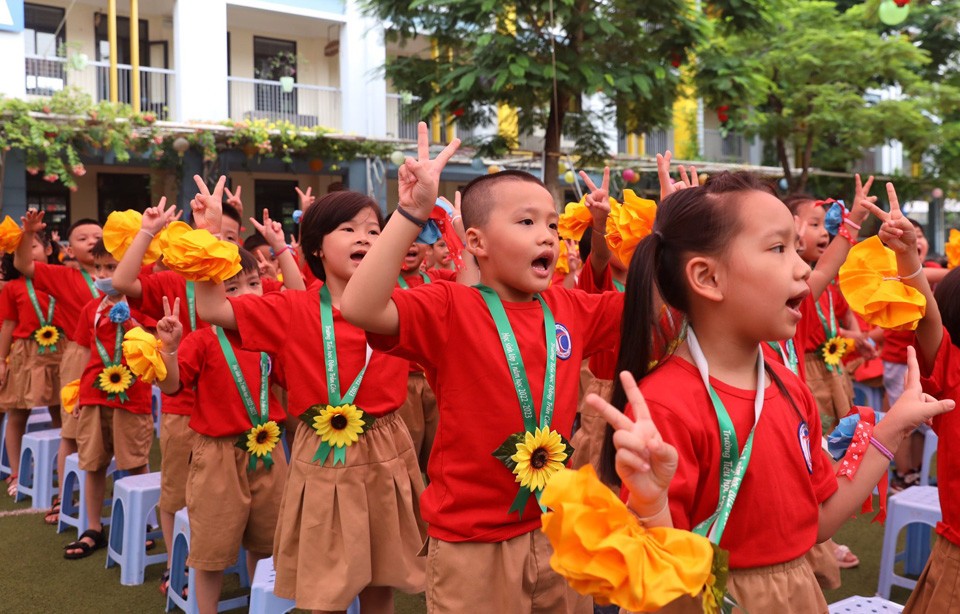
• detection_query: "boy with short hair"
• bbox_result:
[14,212,103,524]
[155,247,288,614]
[63,238,155,558]
[341,124,622,612]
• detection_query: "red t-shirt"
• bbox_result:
[0,279,60,339]
[175,327,285,437]
[576,256,620,380]
[398,268,457,373]
[917,328,960,547]
[229,282,408,418]
[30,262,101,341]
[632,355,837,569]
[73,298,155,412]
[881,330,912,364]
[800,284,849,353]
[368,282,624,542]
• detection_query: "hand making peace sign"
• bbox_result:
[155,296,183,351]
[397,122,460,219]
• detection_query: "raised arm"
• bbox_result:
[340,122,459,335]
[155,296,183,396]
[195,280,237,330]
[579,167,613,278]
[13,210,45,278]
[113,197,177,299]
[249,208,305,291]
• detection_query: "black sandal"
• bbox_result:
[64,528,107,560]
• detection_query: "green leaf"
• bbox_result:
[492,431,525,472]
[509,63,525,78]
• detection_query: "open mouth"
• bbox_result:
[531,250,555,276]
[786,287,809,318]
[350,250,367,262]
[816,239,829,250]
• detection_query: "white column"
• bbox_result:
[339,0,386,137]
[0,31,25,98]
[173,0,228,122]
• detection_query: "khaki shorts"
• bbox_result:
[570,375,613,474]
[905,537,960,613]
[396,371,438,472]
[58,341,88,440]
[159,413,197,513]
[185,435,288,571]
[76,405,153,471]
[0,337,62,410]
[426,530,593,614]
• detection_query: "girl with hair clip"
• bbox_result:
[588,172,953,613]
[0,233,63,498]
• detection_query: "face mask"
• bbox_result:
[94,277,120,296]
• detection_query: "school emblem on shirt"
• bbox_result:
[797,421,813,474]
[555,323,572,360]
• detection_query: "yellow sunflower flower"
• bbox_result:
[246,421,281,457]
[97,364,134,395]
[511,427,568,491]
[312,404,365,448]
[822,336,853,367]
[34,325,60,348]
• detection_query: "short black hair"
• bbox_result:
[243,232,269,252]
[236,247,260,277]
[221,203,242,226]
[460,170,548,229]
[91,238,110,259]
[67,218,101,240]
[782,194,816,215]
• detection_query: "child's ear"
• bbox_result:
[685,255,723,303]
[465,227,486,258]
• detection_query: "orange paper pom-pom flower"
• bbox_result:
[558,198,594,241]
[605,190,656,266]
[947,229,960,269]
[161,228,242,283]
[122,327,167,383]
[60,379,80,414]
[556,240,570,275]
[839,236,926,331]
[540,465,713,611]
[0,216,23,253]
[103,210,163,264]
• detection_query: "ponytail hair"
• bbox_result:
[599,171,778,485]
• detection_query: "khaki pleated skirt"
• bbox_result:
[272,411,427,611]
[0,337,62,410]
[570,375,613,474]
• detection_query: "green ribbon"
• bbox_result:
[765,339,799,376]
[186,281,197,332]
[688,328,765,545]
[477,284,560,518]
[612,279,625,293]
[80,269,101,299]
[217,328,274,471]
[93,315,130,403]
[397,271,431,289]
[815,291,842,373]
[312,285,371,465]
[25,279,58,354]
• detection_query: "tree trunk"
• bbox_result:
[543,93,567,209]
[796,129,814,195]
[776,135,793,193]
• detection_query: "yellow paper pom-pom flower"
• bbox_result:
[0,216,23,253]
[838,236,926,331]
[555,240,570,275]
[103,210,163,264]
[540,465,713,611]
[122,327,168,383]
[157,220,192,254]
[947,229,960,269]
[558,198,594,241]
[161,228,242,283]
[60,379,80,414]
[605,190,656,266]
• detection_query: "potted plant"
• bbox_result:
[267,51,300,93]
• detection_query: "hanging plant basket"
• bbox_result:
[279,76,295,93]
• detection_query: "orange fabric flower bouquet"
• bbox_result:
[839,236,926,331]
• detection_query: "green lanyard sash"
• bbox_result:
[25,279,57,354]
[186,281,197,331]
[215,327,272,470]
[316,285,370,463]
[397,271,431,289]
[94,322,123,367]
[477,284,557,513]
[612,279,625,293]
[80,270,100,299]
[815,291,842,372]
[765,339,799,376]
[687,328,765,544]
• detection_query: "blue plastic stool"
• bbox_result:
[58,453,119,538]
[829,595,903,612]
[249,556,360,614]
[877,485,941,598]
[105,472,165,585]
[165,507,251,613]
[0,410,53,479]
[852,382,884,412]
[15,428,61,508]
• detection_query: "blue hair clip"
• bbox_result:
[292,210,303,224]
[109,302,131,324]
[414,198,453,245]
[823,200,846,237]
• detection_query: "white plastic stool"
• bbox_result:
[15,428,61,509]
[877,485,942,598]
[249,556,361,614]
[105,472,165,585]
[920,429,938,486]
[57,453,119,538]
[829,595,903,613]
[0,410,53,479]
[165,507,250,614]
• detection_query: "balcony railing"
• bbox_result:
[385,93,421,141]
[25,55,175,119]
[703,129,748,163]
[644,129,673,157]
[228,76,341,130]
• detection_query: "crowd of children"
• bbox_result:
[2,120,960,614]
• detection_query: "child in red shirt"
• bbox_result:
[589,174,950,612]
[341,124,622,613]
[195,187,424,612]
[63,239,155,559]
[156,248,288,614]
[14,212,102,525]
[0,234,62,499]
